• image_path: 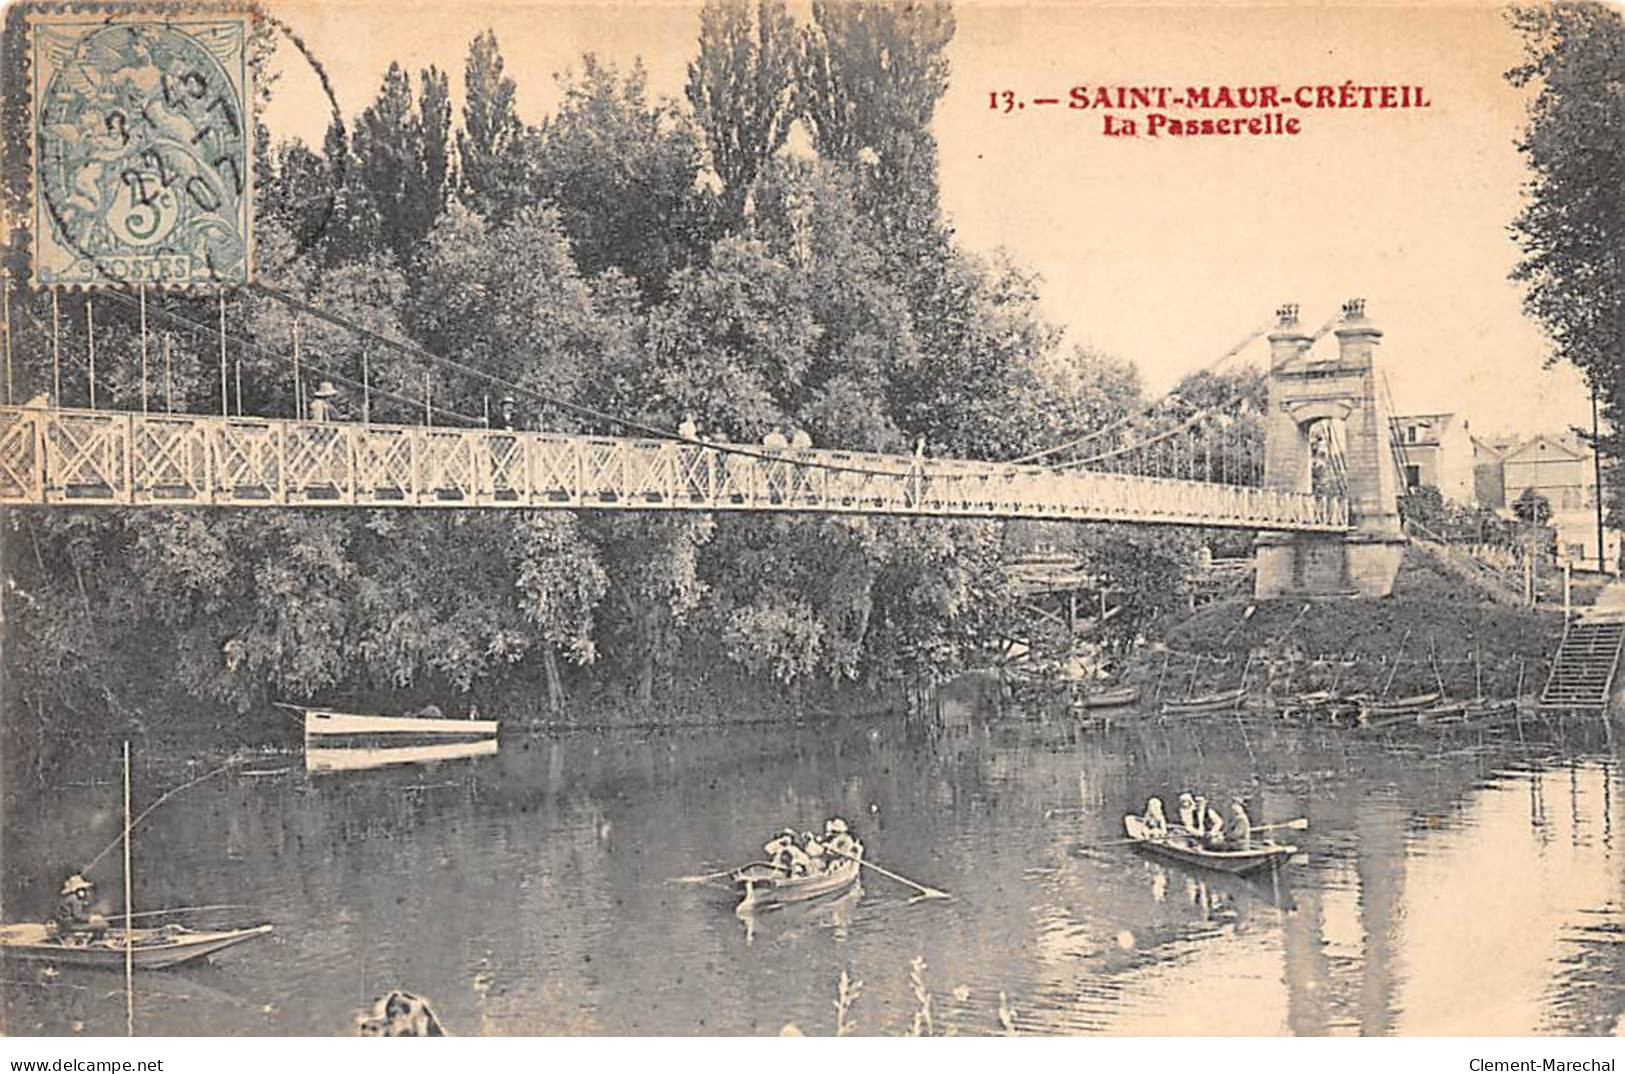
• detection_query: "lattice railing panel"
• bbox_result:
[44,413,128,503]
[133,416,209,503]
[0,410,42,501]
[0,406,1350,532]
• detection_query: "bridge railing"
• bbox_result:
[0,406,1349,532]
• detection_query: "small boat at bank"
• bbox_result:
[1414,701,1470,728]
[733,858,861,910]
[1122,815,1296,876]
[1160,686,1248,717]
[1460,698,1519,722]
[1076,685,1141,710]
[1362,691,1441,718]
[0,922,272,970]
[284,703,499,746]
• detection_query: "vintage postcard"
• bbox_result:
[0,0,1621,1048]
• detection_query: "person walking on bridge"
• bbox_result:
[310,381,339,422]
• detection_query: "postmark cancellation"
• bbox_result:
[27,6,253,289]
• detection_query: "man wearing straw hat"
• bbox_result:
[310,380,339,422]
[49,873,108,943]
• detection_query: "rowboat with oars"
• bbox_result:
[1122,815,1296,876]
[733,858,861,910]
[0,922,272,970]
[1160,686,1248,717]
[1075,685,1141,710]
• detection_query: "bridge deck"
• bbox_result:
[0,406,1349,532]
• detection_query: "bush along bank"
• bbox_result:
[1148,552,1566,704]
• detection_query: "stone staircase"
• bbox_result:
[1538,620,1625,713]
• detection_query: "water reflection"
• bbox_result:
[0,707,1620,1036]
[306,739,499,774]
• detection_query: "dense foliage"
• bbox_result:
[1507,4,1625,454]
[0,1,1244,730]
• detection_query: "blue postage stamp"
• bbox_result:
[29,8,253,288]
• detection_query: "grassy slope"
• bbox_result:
[1155,547,1566,700]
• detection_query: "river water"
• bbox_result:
[2,693,1622,1036]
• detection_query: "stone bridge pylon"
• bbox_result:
[1255,299,1406,599]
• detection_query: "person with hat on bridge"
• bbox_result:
[310,380,340,423]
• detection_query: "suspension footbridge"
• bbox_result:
[0,404,1347,529]
[0,287,1406,586]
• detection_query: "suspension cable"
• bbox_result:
[95,288,487,426]
[1007,320,1269,465]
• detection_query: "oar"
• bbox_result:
[666,862,772,885]
[112,903,250,920]
[1252,818,1310,833]
[1075,836,1141,850]
[831,851,950,902]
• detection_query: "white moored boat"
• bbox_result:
[281,703,499,745]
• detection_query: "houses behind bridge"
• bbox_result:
[1392,411,1622,573]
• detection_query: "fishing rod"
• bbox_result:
[83,758,247,873]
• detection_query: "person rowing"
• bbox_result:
[1226,799,1253,851]
[823,818,863,863]
[764,828,811,877]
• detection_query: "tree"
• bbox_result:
[409,202,637,421]
[890,247,1066,459]
[532,55,714,304]
[1513,486,1553,526]
[687,0,798,226]
[512,513,608,715]
[1507,4,1625,447]
[798,0,955,241]
[353,63,454,268]
[458,30,529,221]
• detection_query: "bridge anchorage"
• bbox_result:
[1255,299,1406,599]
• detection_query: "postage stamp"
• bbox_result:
[28,7,253,288]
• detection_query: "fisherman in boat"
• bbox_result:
[764,828,811,876]
[823,818,861,862]
[1225,799,1253,850]
[1142,797,1169,837]
[1177,793,1199,834]
[50,874,109,942]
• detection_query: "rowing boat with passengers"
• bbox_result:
[0,922,272,970]
[1122,815,1297,876]
[733,856,862,910]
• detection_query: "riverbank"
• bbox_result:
[1151,548,1567,700]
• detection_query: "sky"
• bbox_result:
[261,0,1595,441]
